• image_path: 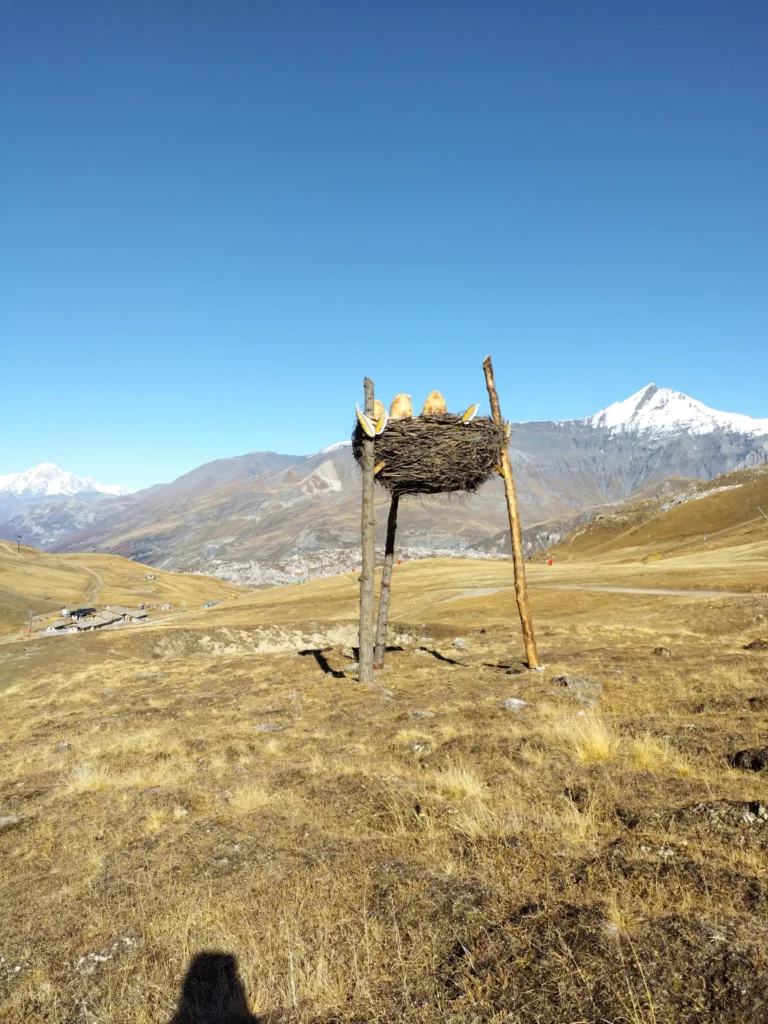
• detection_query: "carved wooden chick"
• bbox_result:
[421,390,447,415]
[389,394,413,419]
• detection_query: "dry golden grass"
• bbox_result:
[555,713,621,763]
[1,552,768,1022]
[228,782,277,813]
[629,732,693,776]
[433,763,487,801]
[65,764,114,794]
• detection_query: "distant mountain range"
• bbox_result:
[2,385,766,584]
[0,463,132,533]
[0,462,131,498]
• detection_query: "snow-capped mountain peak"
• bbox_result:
[585,384,768,438]
[0,463,132,498]
[318,440,352,455]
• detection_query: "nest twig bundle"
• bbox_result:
[352,414,505,495]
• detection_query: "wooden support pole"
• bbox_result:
[482,355,541,669]
[373,491,400,670]
[358,377,376,683]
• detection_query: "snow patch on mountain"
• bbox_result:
[0,463,131,498]
[318,440,352,455]
[585,385,768,438]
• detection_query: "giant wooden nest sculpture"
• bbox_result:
[351,414,506,495]
[355,357,540,684]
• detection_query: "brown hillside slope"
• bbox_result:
[2,555,768,1022]
[0,541,250,638]
[555,465,768,562]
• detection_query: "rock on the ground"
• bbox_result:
[252,722,285,733]
[577,693,600,708]
[0,816,21,831]
[729,747,768,772]
[502,697,528,711]
[744,638,768,651]
[553,675,603,693]
[452,637,468,650]
[675,800,768,844]
[551,675,603,709]
[411,710,436,720]
[76,937,137,977]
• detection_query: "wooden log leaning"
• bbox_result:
[373,491,400,670]
[358,377,376,684]
[482,355,541,669]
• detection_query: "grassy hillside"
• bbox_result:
[553,465,768,563]
[1,551,767,1022]
[0,540,250,637]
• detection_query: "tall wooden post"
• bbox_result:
[358,377,376,683]
[482,355,541,669]
[374,491,400,670]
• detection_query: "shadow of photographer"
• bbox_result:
[170,952,263,1024]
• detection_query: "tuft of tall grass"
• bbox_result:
[434,764,487,801]
[65,765,113,794]
[229,782,274,812]
[629,732,692,776]
[144,810,168,835]
[552,714,620,763]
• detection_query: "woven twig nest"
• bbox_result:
[352,414,505,495]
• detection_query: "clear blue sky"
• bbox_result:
[2,1,766,490]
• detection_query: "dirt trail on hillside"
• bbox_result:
[72,563,104,604]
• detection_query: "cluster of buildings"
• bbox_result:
[44,603,169,635]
